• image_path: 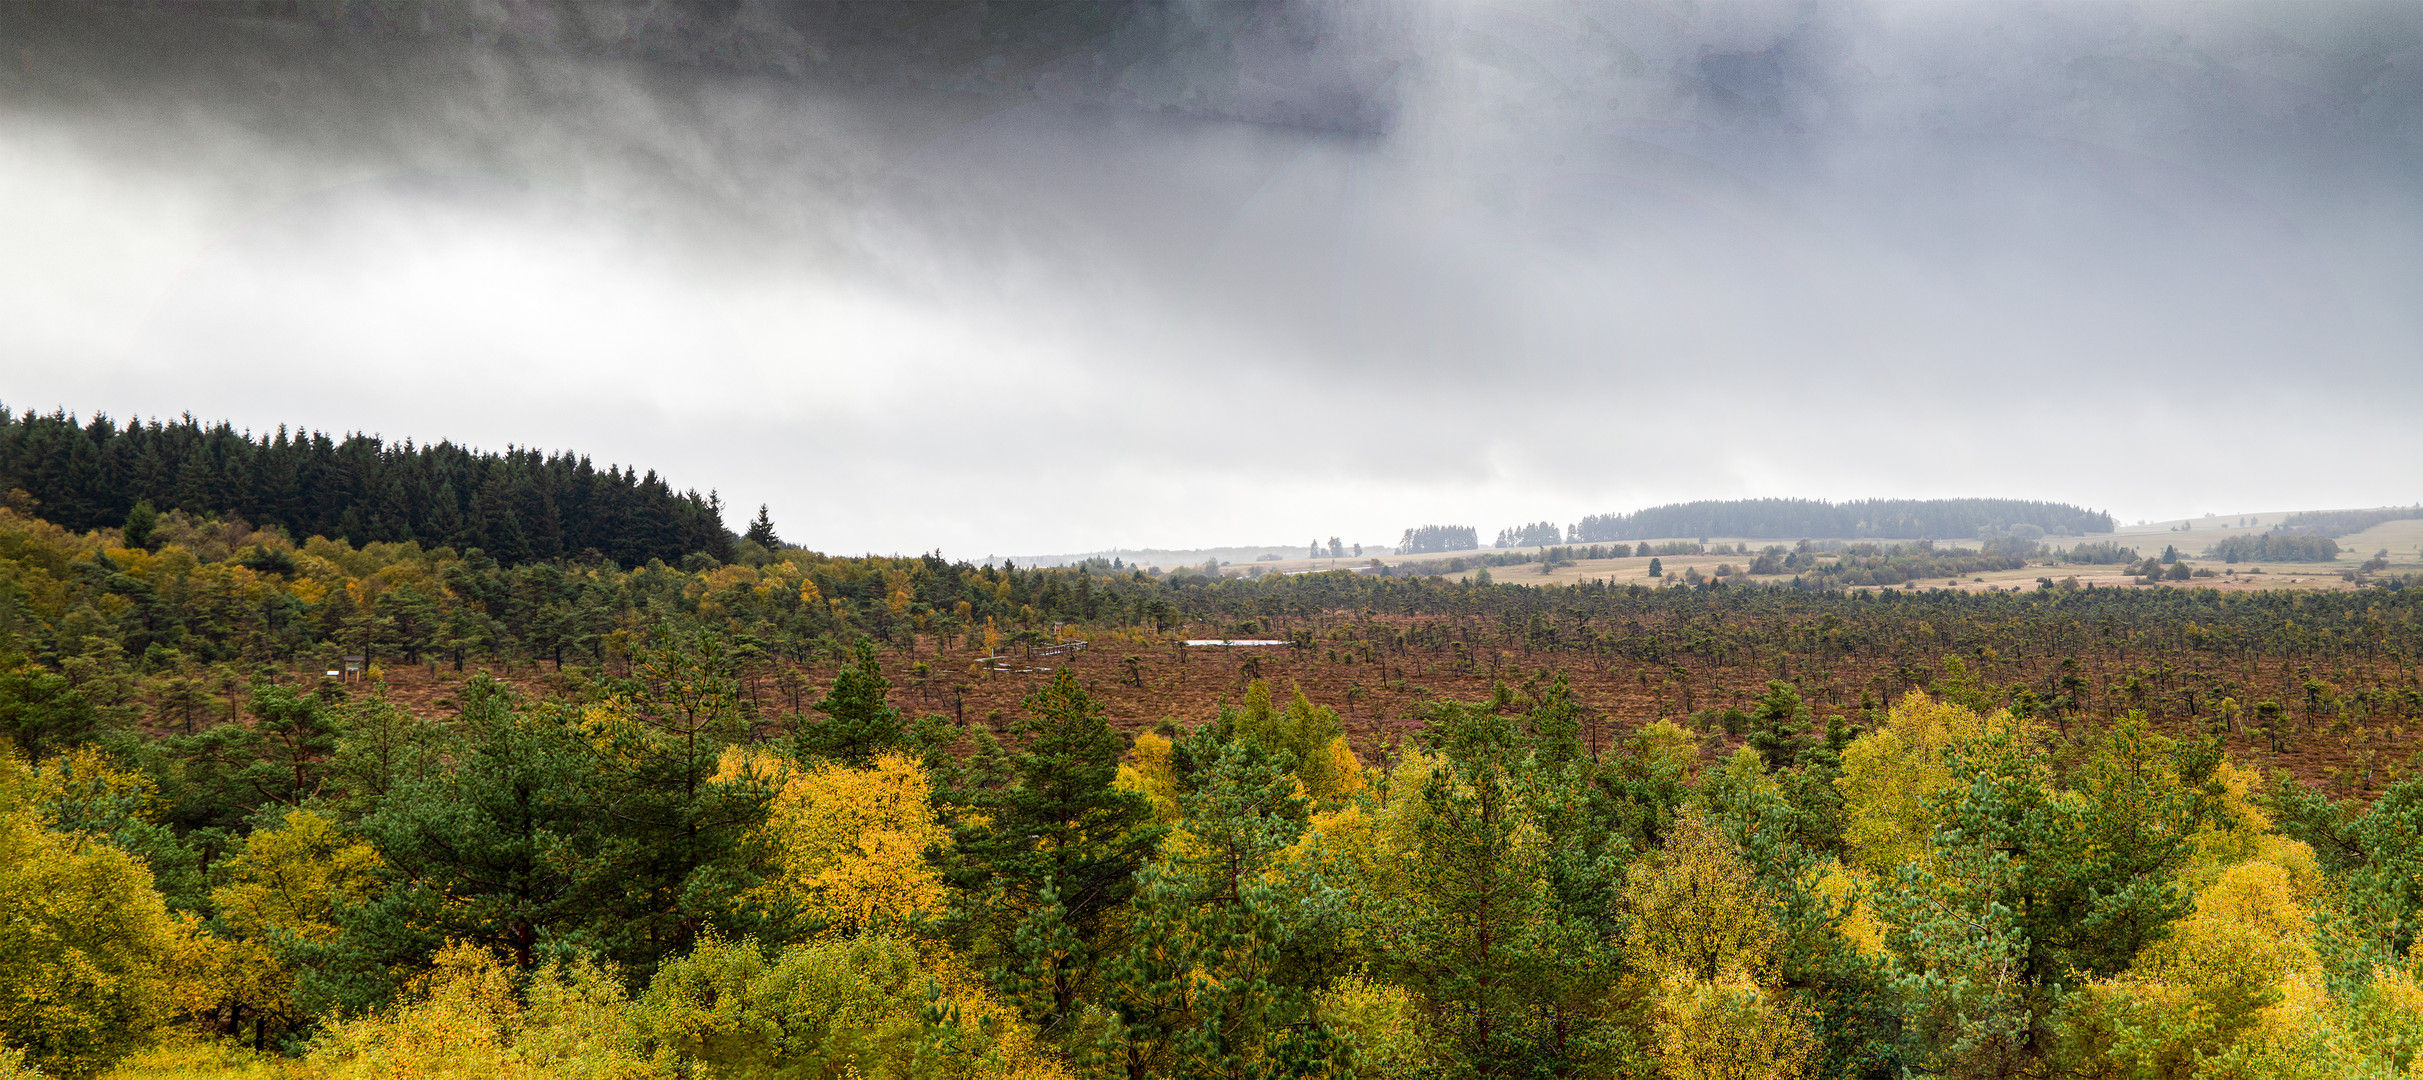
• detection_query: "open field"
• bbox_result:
[2107,511,2309,539]
[2343,516,2423,560]
[1114,506,2423,583]
[1195,533,2423,594]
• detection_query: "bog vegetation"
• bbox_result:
[5,418,2423,1079]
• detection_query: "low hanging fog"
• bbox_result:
[2,2,2417,555]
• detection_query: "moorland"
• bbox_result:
[4,409,2423,1080]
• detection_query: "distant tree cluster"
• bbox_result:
[0,408,732,567]
[2210,533,2343,564]
[2273,506,2423,538]
[1492,521,1564,548]
[1801,540,2027,586]
[2056,541,2141,565]
[1572,497,2114,542]
[1397,524,1478,554]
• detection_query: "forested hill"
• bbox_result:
[0,408,731,566]
[1571,497,2114,542]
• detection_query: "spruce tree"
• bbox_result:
[745,504,780,549]
[120,498,157,550]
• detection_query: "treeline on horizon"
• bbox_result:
[1397,524,1478,554]
[2276,505,2423,539]
[2211,533,2345,564]
[1432,499,2122,557]
[1569,497,2117,543]
[2,490,2418,761]
[0,407,733,569]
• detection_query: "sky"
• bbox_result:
[3,1,2419,558]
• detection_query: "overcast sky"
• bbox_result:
[3,1,2418,556]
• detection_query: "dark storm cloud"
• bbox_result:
[2,2,2418,553]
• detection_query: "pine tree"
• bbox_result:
[797,642,907,767]
[1748,680,1809,771]
[0,407,733,566]
[1384,697,1624,1076]
[1099,739,1337,1077]
[1526,671,1586,769]
[336,677,602,1005]
[941,669,1160,1030]
[1871,716,2201,1074]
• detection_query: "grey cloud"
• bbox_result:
[1,2,2418,554]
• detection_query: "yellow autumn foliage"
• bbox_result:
[163,923,285,1044]
[213,810,385,947]
[1232,683,1363,809]
[1836,691,2017,876]
[1313,734,1369,806]
[299,943,662,1080]
[2072,845,2329,1078]
[1372,744,1442,853]
[1646,972,1819,1080]
[1276,803,1391,895]
[725,749,950,935]
[1807,862,1889,959]
[166,809,389,1035]
[0,749,182,1080]
[1623,809,1781,984]
[632,935,1068,1080]
[1315,974,1447,1079]
[2180,761,2321,897]
[25,745,164,826]
[1623,809,1815,1080]
[1631,718,1700,779]
[1115,731,1181,825]
[93,1033,285,1080]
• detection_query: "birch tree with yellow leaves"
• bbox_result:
[0,748,182,1079]
[732,749,951,938]
[1621,806,1818,1080]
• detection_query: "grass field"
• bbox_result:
[2341,517,2423,561]
[1211,522,2423,594]
[1111,508,2423,588]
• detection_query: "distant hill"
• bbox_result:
[1570,498,2113,542]
[993,543,1372,569]
[2272,506,2423,538]
[0,407,731,566]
